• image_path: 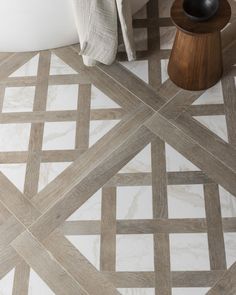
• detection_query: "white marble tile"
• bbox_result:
[224,233,236,268]
[42,121,76,150]
[167,185,206,218]
[2,86,35,113]
[116,234,154,271]
[0,123,31,151]
[10,54,39,77]
[165,143,200,172]
[46,84,78,111]
[192,81,224,105]
[120,60,149,83]
[119,144,152,173]
[219,186,236,217]
[158,0,173,17]
[172,288,210,295]
[28,269,55,295]
[89,120,120,147]
[49,53,77,75]
[91,86,121,109]
[0,268,15,295]
[67,190,102,221]
[118,289,155,295]
[194,115,228,142]
[66,235,101,270]
[170,234,210,271]
[38,162,72,192]
[160,27,176,50]
[0,164,26,192]
[161,59,169,83]
[117,186,153,220]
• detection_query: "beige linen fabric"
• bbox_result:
[72,0,136,66]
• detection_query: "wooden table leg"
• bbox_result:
[168,29,223,91]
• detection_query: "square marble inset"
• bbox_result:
[167,185,206,218]
[116,234,154,271]
[42,121,76,150]
[3,86,35,113]
[120,60,149,83]
[117,186,153,220]
[46,84,79,111]
[0,123,31,151]
[170,233,210,271]
[91,86,121,109]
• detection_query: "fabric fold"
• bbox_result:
[72,0,136,66]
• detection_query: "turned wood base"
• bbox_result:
[168,29,223,91]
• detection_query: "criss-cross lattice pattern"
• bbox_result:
[0,1,236,294]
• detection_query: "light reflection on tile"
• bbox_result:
[161,59,169,83]
[3,86,35,113]
[116,234,154,271]
[170,234,210,271]
[158,0,173,17]
[117,186,153,220]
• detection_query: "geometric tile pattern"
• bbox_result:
[0,0,235,294]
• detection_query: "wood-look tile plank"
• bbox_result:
[222,75,236,147]
[75,84,91,152]
[31,104,154,212]
[24,51,51,199]
[100,187,117,271]
[12,261,30,295]
[0,52,38,81]
[206,262,236,295]
[145,114,236,196]
[0,173,40,227]
[204,183,227,270]
[44,230,121,295]
[29,125,154,241]
[0,246,22,280]
[11,231,86,295]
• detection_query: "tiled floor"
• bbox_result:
[0,0,235,294]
